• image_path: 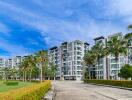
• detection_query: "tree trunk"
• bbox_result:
[25,71,27,82]
[115,56,118,80]
[40,64,43,82]
[106,56,109,79]
[23,71,24,82]
[54,77,55,80]
[30,70,32,82]
[88,65,91,79]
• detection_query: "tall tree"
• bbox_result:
[126,25,132,64]
[128,24,132,30]
[19,57,29,82]
[83,50,96,79]
[26,55,36,81]
[107,34,128,79]
[35,50,48,82]
[107,34,128,61]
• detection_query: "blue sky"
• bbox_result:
[0,0,132,57]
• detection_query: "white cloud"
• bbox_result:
[103,0,132,24]
[0,22,9,35]
[0,0,131,50]
[0,37,32,57]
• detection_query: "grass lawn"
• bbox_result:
[0,80,35,92]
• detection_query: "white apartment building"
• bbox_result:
[0,58,6,76]
[0,56,23,69]
[94,33,132,80]
[94,36,107,79]
[48,40,89,81]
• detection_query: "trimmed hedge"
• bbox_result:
[84,79,132,88]
[4,81,19,86]
[0,80,51,100]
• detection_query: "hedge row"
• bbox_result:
[84,79,132,88]
[4,81,19,86]
[0,80,51,100]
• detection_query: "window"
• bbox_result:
[111,59,116,63]
[111,64,118,69]
[77,66,81,70]
[77,71,81,75]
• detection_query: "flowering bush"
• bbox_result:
[84,79,132,88]
[0,80,51,100]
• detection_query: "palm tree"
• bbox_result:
[125,25,132,64]
[107,34,128,61]
[50,62,57,80]
[4,67,10,81]
[107,34,128,79]
[128,24,132,30]
[92,42,106,62]
[83,50,96,79]
[92,42,107,79]
[19,58,29,82]
[10,67,17,80]
[26,55,36,81]
[35,50,48,82]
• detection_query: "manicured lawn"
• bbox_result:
[0,80,35,92]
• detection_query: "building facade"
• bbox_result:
[0,58,6,77]
[94,33,132,80]
[0,56,23,69]
[48,40,89,81]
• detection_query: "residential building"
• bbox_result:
[0,58,6,77]
[13,56,23,69]
[48,40,89,81]
[128,35,132,65]
[94,33,131,80]
[0,56,23,69]
[108,33,127,80]
[94,36,107,79]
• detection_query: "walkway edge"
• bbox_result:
[86,83,132,91]
[43,85,56,100]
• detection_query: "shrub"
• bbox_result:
[0,80,51,100]
[4,81,19,86]
[84,79,132,88]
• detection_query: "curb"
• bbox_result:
[87,83,132,91]
[43,86,56,100]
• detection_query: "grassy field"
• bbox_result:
[0,80,35,92]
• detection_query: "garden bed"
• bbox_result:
[0,80,51,100]
[84,79,132,88]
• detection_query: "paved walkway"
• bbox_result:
[53,81,132,100]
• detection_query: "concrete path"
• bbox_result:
[53,81,132,100]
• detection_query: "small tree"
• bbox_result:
[118,64,132,80]
[83,67,90,80]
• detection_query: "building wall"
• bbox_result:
[48,40,89,81]
[94,33,131,80]
[0,56,23,69]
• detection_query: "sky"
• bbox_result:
[0,0,132,58]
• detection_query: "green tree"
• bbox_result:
[118,64,132,80]
[83,67,89,80]
[10,67,17,80]
[19,57,29,82]
[128,24,132,30]
[107,34,128,61]
[83,50,96,79]
[50,63,57,80]
[107,34,128,79]
[26,55,36,81]
[35,50,48,82]
[92,42,105,61]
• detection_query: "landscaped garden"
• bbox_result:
[0,80,35,92]
[84,79,132,88]
[0,80,51,100]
